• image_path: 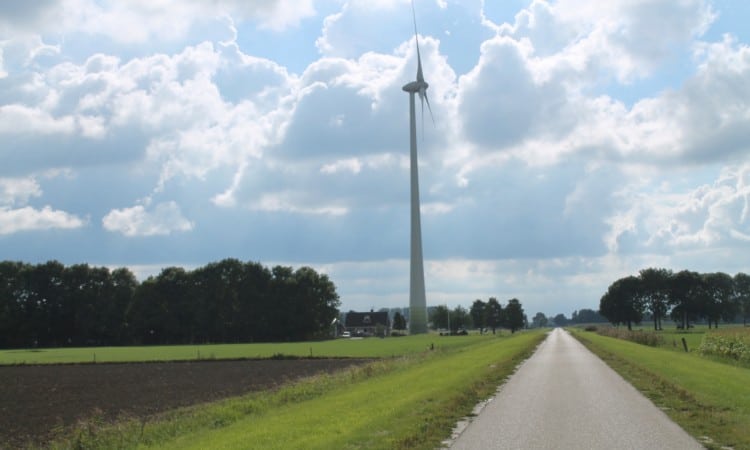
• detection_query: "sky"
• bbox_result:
[1,0,750,318]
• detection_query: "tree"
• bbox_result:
[531,312,548,328]
[430,305,450,330]
[485,298,503,334]
[470,299,486,333]
[639,268,673,330]
[669,270,703,329]
[0,261,28,347]
[450,305,471,333]
[702,272,735,328]
[599,275,643,330]
[392,312,407,330]
[734,272,750,326]
[571,309,605,324]
[504,298,525,333]
[552,313,568,327]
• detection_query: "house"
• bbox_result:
[344,311,390,337]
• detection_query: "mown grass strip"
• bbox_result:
[49,331,546,450]
[570,328,750,450]
[0,334,489,365]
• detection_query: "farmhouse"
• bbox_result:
[344,311,390,337]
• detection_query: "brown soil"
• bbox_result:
[0,358,368,448]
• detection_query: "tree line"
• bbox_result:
[429,297,527,334]
[0,259,340,348]
[599,268,750,330]
[528,309,606,328]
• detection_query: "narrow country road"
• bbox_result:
[449,328,703,449]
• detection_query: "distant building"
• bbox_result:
[344,311,391,337]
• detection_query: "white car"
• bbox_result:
[341,331,351,338]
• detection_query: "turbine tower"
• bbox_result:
[403,1,432,334]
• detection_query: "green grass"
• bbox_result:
[0,334,491,364]
[653,326,712,353]
[570,328,750,450]
[48,330,547,450]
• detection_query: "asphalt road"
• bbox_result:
[449,328,704,450]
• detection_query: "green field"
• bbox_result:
[46,331,546,449]
[570,328,750,450]
[0,334,491,365]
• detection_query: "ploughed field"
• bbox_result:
[0,358,369,448]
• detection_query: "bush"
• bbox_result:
[584,325,598,332]
[596,327,663,347]
[698,330,750,362]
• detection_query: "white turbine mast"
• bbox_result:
[403,0,430,334]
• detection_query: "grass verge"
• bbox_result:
[47,330,546,450]
[1,334,490,365]
[570,328,750,450]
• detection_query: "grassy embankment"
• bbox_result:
[570,327,750,450]
[0,334,488,365]
[46,331,546,449]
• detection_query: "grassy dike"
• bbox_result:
[1,334,489,365]
[570,328,750,450]
[51,331,546,450]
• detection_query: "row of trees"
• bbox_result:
[599,268,750,330]
[0,259,340,348]
[529,309,607,328]
[429,298,527,334]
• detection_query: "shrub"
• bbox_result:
[596,327,663,347]
[698,329,750,363]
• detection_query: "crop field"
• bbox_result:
[571,328,750,450]
[1,331,544,448]
[0,333,487,365]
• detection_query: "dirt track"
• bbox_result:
[0,358,368,448]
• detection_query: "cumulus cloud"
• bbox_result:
[0,0,316,43]
[102,201,193,237]
[0,176,42,205]
[2,0,750,315]
[604,164,750,254]
[0,205,84,234]
[0,175,84,234]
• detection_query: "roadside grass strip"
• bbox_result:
[0,334,488,365]
[49,331,546,450]
[571,329,750,450]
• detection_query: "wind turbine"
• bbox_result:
[403,0,432,335]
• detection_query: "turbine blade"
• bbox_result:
[420,90,425,138]
[412,0,424,83]
[424,91,435,126]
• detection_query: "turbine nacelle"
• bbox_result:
[402,79,428,93]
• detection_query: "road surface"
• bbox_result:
[449,328,703,449]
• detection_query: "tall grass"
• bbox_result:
[595,327,664,347]
[698,327,750,363]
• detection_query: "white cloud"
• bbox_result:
[0,104,75,135]
[0,205,84,234]
[0,0,317,43]
[102,201,193,237]
[0,175,84,234]
[250,192,348,216]
[0,177,42,206]
[2,0,750,316]
[320,158,362,174]
[603,164,750,253]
